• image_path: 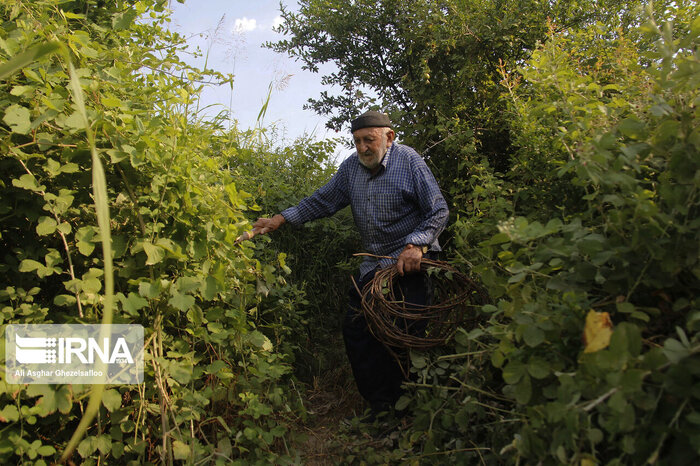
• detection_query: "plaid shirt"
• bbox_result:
[281,143,449,278]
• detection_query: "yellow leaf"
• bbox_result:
[583,310,613,353]
[581,459,597,466]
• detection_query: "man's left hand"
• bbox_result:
[397,244,423,276]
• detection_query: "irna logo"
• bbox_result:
[5,324,144,384]
[14,335,134,365]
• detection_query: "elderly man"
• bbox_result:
[253,110,448,416]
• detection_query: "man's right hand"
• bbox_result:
[252,214,286,235]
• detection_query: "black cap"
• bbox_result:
[350,110,392,132]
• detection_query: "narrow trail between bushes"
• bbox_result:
[290,366,392,464]
[295,365,362,464]
[293,364,411,465]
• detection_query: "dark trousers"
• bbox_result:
[342,269,431,411]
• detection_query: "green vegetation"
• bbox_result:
[1,0,698,464]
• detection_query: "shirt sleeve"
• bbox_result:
[405,155,449,247]
[280,161,351,225]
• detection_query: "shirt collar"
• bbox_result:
[381,143,393,169]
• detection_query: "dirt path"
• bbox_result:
[292,364,410,465]
[295,365,364,464]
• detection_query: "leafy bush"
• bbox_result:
[397,5,700,465]
[0,1,325,463]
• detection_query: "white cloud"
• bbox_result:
[233,17,258,33]
[272,16,284,30]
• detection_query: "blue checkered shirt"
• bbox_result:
[281,143,449,278]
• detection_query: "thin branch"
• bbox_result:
[122,60,231,86]
[115,164,147,235]
[582,387,618,412]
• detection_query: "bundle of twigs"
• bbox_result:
[354,254,489,352]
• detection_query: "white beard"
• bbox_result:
[358,138,388,170]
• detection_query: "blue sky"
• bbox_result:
[166,0,345,147]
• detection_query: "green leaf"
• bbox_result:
[3,104,32,134]
[10,84,35,96]
[169,292,195,311]
[101,389,121,412]
[620,369,645,394]
[62,111,84,129]
[12,173,45,192]
[663,338,690,364]
[616,302,635,314]
[503,361,526,384]
[691,15,700,37]
[608,390,627,413]
[45,158,62,176]
[246,330,273,351]
[176,276,201,294]
[75,226,96,256]
[618,117,646,140]
[482,304,498,313]
[60,162,79,174]
[81,277,102,294]
[588,428,603,444]
[143,242,164,265]
[56,385,72,414]
[172,440,190,460]
[395,395,411,411]
[112,9,139,30]
[654,120,679,143]
[54,294,77,307]
[118,292,148,315]
[514,374,532,404]
[53,189,75,214]
[19,259,43,273]
[37,444,56,456]
[34,386,58,417]
[206,360,228,374]
[410,352,427,369]
[0,41,60,79]
[527,357,550,379]
[96,434,111,454]
[120,419,135,433]
[77,436,97,458]
[201,276,221,300]
[111,441,124,459]
[36,216,58,236]
[138,281,161,299]
[101,95,122,108]
[610,323,642,358]
[0,404,19,422]
[57,222,72,235]
[522,325,545,347]
[167,361,193,384]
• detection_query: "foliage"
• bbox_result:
[0,1,324,463]
[224,133,363,379]
[395,3,700,464]
[489,7,700,463]
[267,0,657,191]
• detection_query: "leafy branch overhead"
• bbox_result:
[267,0,652,169]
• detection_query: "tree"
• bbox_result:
[268,0,647,183]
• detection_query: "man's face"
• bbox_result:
[353,127,394,171]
